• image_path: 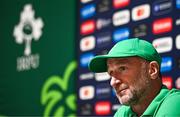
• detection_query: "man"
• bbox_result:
[88,38,180,116]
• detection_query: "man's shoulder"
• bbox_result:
[156,88,180,116]
[164,88,180,103]
[114,105,129,117]
[114,105,138,117]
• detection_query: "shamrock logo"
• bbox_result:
[41,61,77,117]
[13,4,44,56]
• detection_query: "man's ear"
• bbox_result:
[148,61,159,79]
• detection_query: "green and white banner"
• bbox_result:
[0,0,76,116]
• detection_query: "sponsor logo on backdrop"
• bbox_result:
[152,37,172,53]
[97,0,110,13]
[177,57,180,69]
[13,4,44,72]
[80,36,95,52]
[81,20,95,35]
[176,34,180,49]
[132,4,150,21]
[112,104,122,111]
[152,17,172,34]
[113,28,129,43]
[95,72,110,81]
[80,103,93,115]
[176,18,180,26]
[113,0,130,9]
[96,32,111,48]
[161,57,173,72]
[112,88,116,97]
[81,0,93,4]
[81,4,96,19]
[113,10,130,26]
[80,72,94,80]
[80,53,94,67]
[79,85,95,100]
[41,61,77,116]
[96,17,111,30]
[96,83,111,99]
[162,76,173,89]
[95,101,111,115]
[176,0,180,9]
[133,24,147,37]
[175,77,180,89]
[153,0,172,16]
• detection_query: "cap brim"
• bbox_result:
[88,53,137,73]
[88,55,108,73]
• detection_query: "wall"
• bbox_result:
[0,0,76,116]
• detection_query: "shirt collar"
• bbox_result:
[141,85,169,116]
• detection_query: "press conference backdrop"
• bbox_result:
[0,0,77,116]
[77,0,180,116]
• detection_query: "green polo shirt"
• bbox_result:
[114,86,180,117]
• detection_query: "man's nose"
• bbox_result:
[110,77,121,87]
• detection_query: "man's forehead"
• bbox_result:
[107,57,142,64]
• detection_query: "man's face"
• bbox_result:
[107,57,151,105]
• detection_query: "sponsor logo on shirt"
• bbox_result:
[97,0,110,13]
[161,57,173,72]
[113,28,130,43]
[96,17,111,30]
[176,34,180,50]
[95,101,111,115]
[95,72,110,81]
[81,4,96,19]
[79,85,95,100]
[96,83,111,99]
[162,76,173,89]
[152,17,172,34]
[176,0,180,9]
[80,36,95,52]
[81,20,95,35]
[80,53,94,67]
[80,72,94,80]
[133,24,147,37]
[132,4,150,21]
[152,37,172,53]
[96,32,111,48]
[113,10,130,26]
[153,0,173,16]
[113,0,130,9]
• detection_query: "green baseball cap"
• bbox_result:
[88,38,162,72]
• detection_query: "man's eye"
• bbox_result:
[119,66,126,71]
